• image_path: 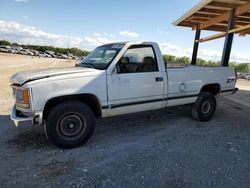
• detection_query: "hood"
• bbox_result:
[10,67,96,85]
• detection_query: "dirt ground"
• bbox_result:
[225,79,250,108]
[0,53,250,187]
[0,53,77,115]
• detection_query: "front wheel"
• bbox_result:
[192,92,216,122]
[45,101,95,148]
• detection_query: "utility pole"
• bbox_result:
[67,35,70,62]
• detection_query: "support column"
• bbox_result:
[221,9,236,67]
[191,28,201,65]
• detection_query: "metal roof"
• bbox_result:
[173,0,250,35]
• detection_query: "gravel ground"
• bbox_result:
[0,99,250,187]
[0,54,250,187]
[0,98,250,188]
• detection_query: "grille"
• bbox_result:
[12,87,16,96]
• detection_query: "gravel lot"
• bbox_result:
[0,53,250,187]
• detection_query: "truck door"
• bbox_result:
[107,45,164,115]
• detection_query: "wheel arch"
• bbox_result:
[42,93,102,121]
[200,83,221,95]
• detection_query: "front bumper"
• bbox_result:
[11,105,43,127]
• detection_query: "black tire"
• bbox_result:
[192,92,216,122]
[45,101,95,148]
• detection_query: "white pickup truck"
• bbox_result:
[10,42,238,148]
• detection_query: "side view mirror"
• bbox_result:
[112,67,118,74]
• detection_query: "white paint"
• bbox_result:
[10,41,237,126]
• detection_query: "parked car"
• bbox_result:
[45,51,56,58]
[54,53,64,59]
[237,72,242,79]
[0,45,11,53]
[38,52,46,58]
[61,54,68,59]
[239,73,247,79]
[245,73,250,78]
[10,41,238,148]
[243,73,250,79]
[68,53,78,60]
[30,50,40,56]
[18,49,30,55]
[239,73,245,79]
[38,52,51,58]
[9,47,18,54]
[11,47,22,54]
[245,74,250,80]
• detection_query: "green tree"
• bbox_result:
[163,55,176,62]
[0,40,12,46]
[234,63,250,73]
[12,42,20,47]
[176,56,190,64]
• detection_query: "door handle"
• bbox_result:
[155,77,163,82]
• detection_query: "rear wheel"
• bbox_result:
[192,92,216,122]
[45,101,95,148]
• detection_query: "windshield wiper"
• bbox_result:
[78,62,95,69]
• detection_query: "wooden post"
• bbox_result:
[191,28,201,65]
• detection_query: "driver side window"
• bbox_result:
[116,45,158,74]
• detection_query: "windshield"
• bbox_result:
[78,44,124,70]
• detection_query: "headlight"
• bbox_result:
[15,88,30,108]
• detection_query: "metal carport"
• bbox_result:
[173,0,250,66]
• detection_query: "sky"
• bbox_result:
[0,0,250,62]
